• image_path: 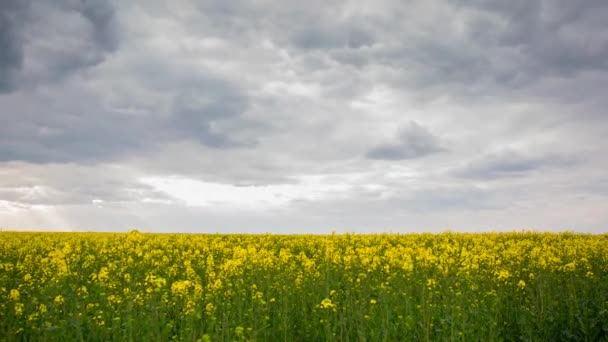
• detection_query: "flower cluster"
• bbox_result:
[1,231,607,340]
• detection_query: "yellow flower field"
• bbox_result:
[1,231,607,341]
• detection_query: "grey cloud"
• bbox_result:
[390,185,499,211]
[578,178,608,198]
[283,0,608,102]
[453,149,577,179]
[0,68,254,163]
[515,2,603,65]
[366,121,443,160]
[154,0,608,101]
[457,0,608,78]
[0,163,171,206]
[2,0,608,232]
[0,101,251,164]
[0,90,163,163]
[0,184,161,206]
[401,186,498,211]
[171,78,252,148]
[291,26,374,50]
[0,0,27,92]
[81,0,120,52]
[284,183,501,228]
[192,1,377,58]
[0,0,120,93]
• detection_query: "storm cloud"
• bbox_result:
[1,0,607,232]
[0,0,27,92]
[0,0,122,93]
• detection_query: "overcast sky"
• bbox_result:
[1,0,607,233]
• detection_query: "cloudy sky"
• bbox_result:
[1,0,607,233]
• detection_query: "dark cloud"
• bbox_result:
[453,149,577,179]
[435,0,608,94]
[366,121,443,160]
[1,0,607,232]
[0,74,253,163]
[130,0,607,102]
[171,78,252,148]
[291,26,375,50]
[465,0,608,76]
[81,0,120,52]
[0,0,27,92]
[0,88,164,163]
[0,0,120,93]
[281,0,608,102]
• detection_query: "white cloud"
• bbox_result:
[140,175,355,208]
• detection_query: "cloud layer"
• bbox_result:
[1,0,607,232]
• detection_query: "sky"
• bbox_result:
[1,0,607,233]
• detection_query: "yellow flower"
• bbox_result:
[496,270,511,280]
[320,298,335,309]
[517,280,526,289]
[370,299,377,305]
[14,303,24,316]
[184,299,195,315]
[9,289,20,301]
[77,286,88,297]
[54,295,64,305]
[108,295,122,304]
[98,267,110,282]
[38,304,47,314]
[171,280,192,296]
[562,261,576,272]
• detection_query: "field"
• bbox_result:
[1,232,608,341]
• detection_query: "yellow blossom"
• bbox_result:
[496,270,511,281]
[171,280,192,296]
[14,302,24,316]
[320,298,336,310]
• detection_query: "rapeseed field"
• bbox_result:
[1,231,607,341]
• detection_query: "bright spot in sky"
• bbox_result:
[140,176,354,208]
